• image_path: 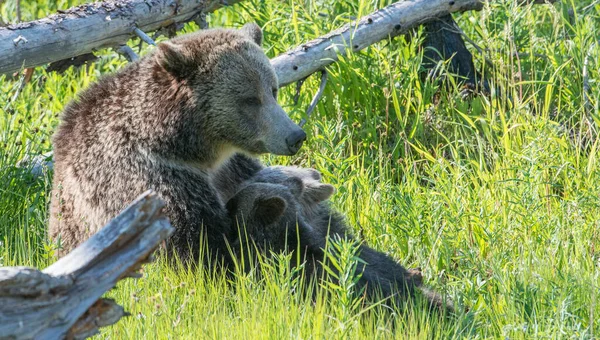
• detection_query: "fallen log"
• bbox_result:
[272,0,558,87]
[0,191,173,340]
[1,0,559,79]
[272,0,478,87]
[0,0,245,75]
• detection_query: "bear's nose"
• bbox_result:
[286,130,307,154]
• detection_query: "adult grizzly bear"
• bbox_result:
[49,23,306,265]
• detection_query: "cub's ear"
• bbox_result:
[283,177,304,197]
[306,168,322,181]
[304,182,335,203]
[240,22,263,46]
[254,196,286,225]
[156,41,191,79]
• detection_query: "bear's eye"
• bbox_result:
[243,97,262,106]
[272,88,278,99]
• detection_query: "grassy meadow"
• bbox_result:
[2,0,600,338]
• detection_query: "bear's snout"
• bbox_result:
[285,129,307,154]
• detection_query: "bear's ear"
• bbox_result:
[304,182,335,203]
[156,41,192,79]
[240,23,263,46]
[283,177,304,197]
[306,168,322,181]
[254,196,286,225]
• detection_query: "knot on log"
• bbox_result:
[67,299,128,339]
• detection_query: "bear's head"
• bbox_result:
[246,166,335,221]
[227,173,334,237]
[226,181,299,252]
[155,23,306,158]
[226,180,299,228]
[225,176,333,250]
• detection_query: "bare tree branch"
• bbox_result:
[133,27,156,46]
[117,45,140,62]
[299,70,328,128]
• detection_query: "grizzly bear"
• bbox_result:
[48,23,306,265]
[211,163,334,220]
[225,173,453,313]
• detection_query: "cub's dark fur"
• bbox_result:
[226,175,453,313]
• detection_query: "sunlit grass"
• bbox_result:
[1,0,600,338]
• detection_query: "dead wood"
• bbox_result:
[0,0,245,75]
[0,191,173,340]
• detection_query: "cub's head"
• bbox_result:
[226,181,302,250]
[226,177,333,257]
[155,23,306,156]
[247,166,335,221]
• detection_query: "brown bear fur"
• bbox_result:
[48,24,306,265]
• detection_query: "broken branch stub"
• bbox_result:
[299,70,328,128]
[0,191,174,340]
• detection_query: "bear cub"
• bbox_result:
[226,169,453,313]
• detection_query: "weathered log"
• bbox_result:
[271,0,481,87]
[0,191,174,340]
[1,0,559,79]
[272,0,558,87]
[0,0,245,75]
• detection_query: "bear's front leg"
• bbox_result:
[151,167,234,268]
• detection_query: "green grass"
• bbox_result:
[2,0,600,338]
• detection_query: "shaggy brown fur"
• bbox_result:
[49,24,306,265]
